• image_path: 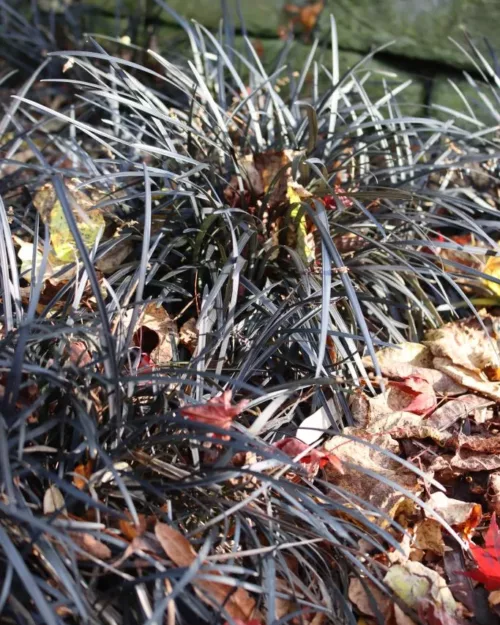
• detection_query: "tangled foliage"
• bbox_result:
[0,3,500,624]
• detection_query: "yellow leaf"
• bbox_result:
[482,256,500,297]
[50,200,104,263]
[33,182,106,264]
[287,184,315,264]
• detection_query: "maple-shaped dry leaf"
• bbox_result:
[180,391,249,436]
[324,433,421,527]
[425,321,498,373]
[464,514,500,590]
[273,437,343,477]
[155,523,258,621]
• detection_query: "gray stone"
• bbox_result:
[430,74,497,125]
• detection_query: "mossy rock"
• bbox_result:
[430,74,497,125]
[142,0,496,72]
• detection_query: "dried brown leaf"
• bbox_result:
[427,492,482,536]
[155,523,258,621]
[95,239,134,273]
[136,303,179,365]
[119,513,147,541]
[413,519,445,556]
[155,523,196,568]
[488,473,500,516]
[364,342,434,369]
[348,578,391,618]
[425,322,498,373]
[179,317,198,354]
[73,460,93,490]
[433,357,500,402]
[324,433,421,526]
[426,395,493,430]
[70,532,112,560]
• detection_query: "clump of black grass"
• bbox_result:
[0,5,499,625]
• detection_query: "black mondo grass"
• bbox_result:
[0,5,499,625]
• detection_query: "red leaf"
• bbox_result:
[180,391,249,434]
[323,185,354,210]
[389,374,437,415]
[137,352,155,374]
[273,437,343,476]
[463,514,500,591]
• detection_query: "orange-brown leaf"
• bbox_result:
[155,523,258,621]
[73,459,93,490]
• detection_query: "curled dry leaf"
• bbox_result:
[273,437,343,477]
[179,317,198,354]
[433,357,500,402]
[155,523,258,621]
[295,400,336,445]
[363,341,465,395]
[95,238,134,274]
[119,513,147,541]
[67,340,92,368]
[443,449,500,473]
[447,434,500,455]
[427,492,482,537]
[43,485,67,516]
[366,342,435,369]
[253,150,293,207]
[135,303,179,365]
